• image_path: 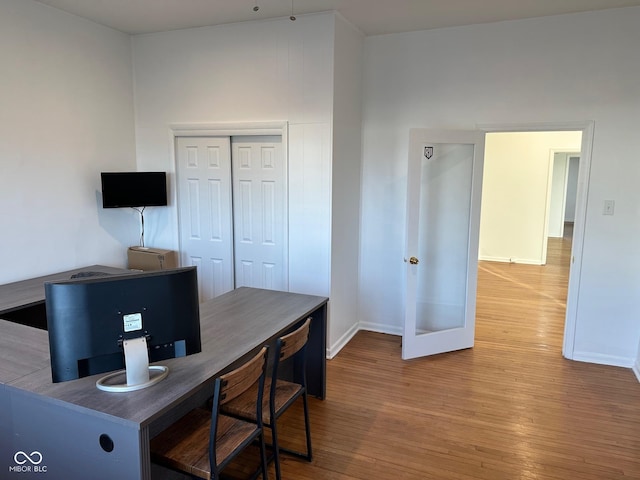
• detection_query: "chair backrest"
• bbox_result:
[278,318,311,363]
[217,346,268,406]
[210,346,268,472]
[271,317,311,388]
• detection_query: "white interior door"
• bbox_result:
[176,135,287,301]
[403,129,484,360]
[231,136,287,291]
[176,136,234,301]
[548,152,570,239]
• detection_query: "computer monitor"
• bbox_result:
[44,267,201,392]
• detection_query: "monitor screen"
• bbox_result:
[101,171,168,208]
[45,267,201,384]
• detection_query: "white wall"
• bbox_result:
[0,0,136,284]
[329,15,364,356]
[360,7,640,366]
[132,13,364,354]
[479,132,582,264]
[4,1,636,369]
[132,14,334,292]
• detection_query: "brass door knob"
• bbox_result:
[409,256,419,265]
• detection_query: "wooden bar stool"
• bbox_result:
[223,318,312,480]
[150,346,269,480]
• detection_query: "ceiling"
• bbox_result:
[34,0,640,36]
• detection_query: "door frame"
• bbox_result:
[477,120,595,361]
[546,149,580,242]
[170,121,288,138]
[169,121,289,291]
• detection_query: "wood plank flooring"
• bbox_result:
[160,227,640,480]
[272,230,640,479]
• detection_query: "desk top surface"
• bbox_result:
[1,281,327,430]
[0,265,131,315]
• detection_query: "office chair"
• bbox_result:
[223,318,313,480]
[150,346,269,480]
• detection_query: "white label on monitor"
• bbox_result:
[123,313,143,332]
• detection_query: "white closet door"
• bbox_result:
[176,137,234,301]
[231,136,287,291]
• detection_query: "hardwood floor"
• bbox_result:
[271,228,640,479]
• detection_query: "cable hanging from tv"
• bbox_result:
[133,206,146,247]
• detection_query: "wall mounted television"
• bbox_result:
[101,171,167,208]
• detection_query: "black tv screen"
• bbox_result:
[101,172,167,208]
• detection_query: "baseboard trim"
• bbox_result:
[571,351,635,369]
[479,255,543,265]
[358,322,402,337]
[479,255,511,263]
[633,361,640,384]
[327,323,401,359]
[326,323,359,359]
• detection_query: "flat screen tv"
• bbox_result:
[101,171,168,208]
[45,267,201,392]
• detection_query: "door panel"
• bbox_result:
[231,136,287,291]
[176,137,234,301]
[403,129,484,360]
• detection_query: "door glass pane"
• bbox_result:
[416,143,474,335]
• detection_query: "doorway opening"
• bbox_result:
[477,124,593,360]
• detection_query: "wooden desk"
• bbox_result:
[0,265,131,330]
[0,270,327,480]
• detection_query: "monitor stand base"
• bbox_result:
[96,365,169,392]
[95,336,169,392]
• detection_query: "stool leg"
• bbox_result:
[259,430,269,480]
[270,419,283,480]
[302,391,312,461]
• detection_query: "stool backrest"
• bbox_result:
[217,346,268,406]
